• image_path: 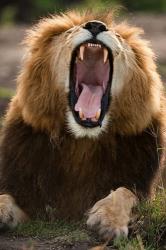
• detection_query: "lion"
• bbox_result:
[0,10,165,240]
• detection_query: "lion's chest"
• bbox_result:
[37,127,160,219]
[43,137,116,218]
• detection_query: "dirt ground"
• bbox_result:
[0,236,93,250]
[0,14,166,250]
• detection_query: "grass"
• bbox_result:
[130,190,166,250]
[10,220,91,244]
[0,87,15,99]
[6,191,165,249]
[158,62,166,82]
[0,87,15,127]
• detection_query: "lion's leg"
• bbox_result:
[87,187,137,240]
[0,194,28,229]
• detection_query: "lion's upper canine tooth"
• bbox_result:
[103,48,108,63]
[95,109,101,120]
[79,45,85,61]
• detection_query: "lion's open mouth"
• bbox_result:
[69,40,113,128]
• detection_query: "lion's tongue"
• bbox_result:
[75,83,103,118]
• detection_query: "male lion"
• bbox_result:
[0,11,165,239]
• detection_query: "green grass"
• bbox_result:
[158,63,166,82]
[0,87,15,99]
[8,191,165,249]
[11,220,91,243]
[131,190,166,249]
[113,236,147,250]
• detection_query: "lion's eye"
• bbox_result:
[65,27,78,34]
[115,32,121,38]
[66,30,72,34]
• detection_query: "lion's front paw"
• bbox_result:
[0,194,28,230]
[87,203,128,240]
[87,187,137,240]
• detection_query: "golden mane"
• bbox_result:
[5,10,165,137]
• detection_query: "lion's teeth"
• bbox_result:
[79,108,84,119]
[79,43,107,63]
[79,45,85,61]
[87,43,102,48]
[103,48,108,63]
[95,109,101,120]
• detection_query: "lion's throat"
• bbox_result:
[74,83,103,119]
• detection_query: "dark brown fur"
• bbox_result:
[0,117,163,219]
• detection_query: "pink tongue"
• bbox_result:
[74,83,104,118]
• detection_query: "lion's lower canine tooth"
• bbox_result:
[103,48,108,63]
[79,108,84,119]
[95,109,101,120]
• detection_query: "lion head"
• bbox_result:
[7,11,163,138]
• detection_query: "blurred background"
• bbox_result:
[0,0,166,117]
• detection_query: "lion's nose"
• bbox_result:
[83,21,107,36]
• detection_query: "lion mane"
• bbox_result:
[0,10,165,238]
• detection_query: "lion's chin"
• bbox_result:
[69,39,113,129]
[66,110,110,138]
